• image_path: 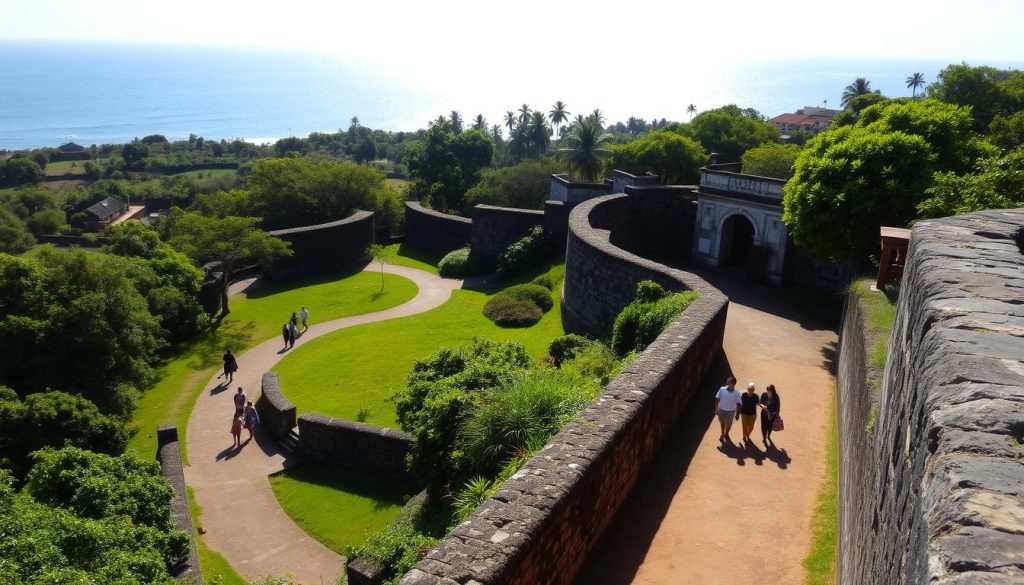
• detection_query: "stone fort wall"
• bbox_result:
[404,202,471,258]
[837,209,1024,583]
[297,414,413,482]
[399,194,729,585]
[469,204,545,265]
[265,211,375,278]
[156,426,202,583]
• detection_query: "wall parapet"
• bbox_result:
[298,413,413,481]
[404,201,472,258]
[265,211,375,279]
[399,194,728,585]
[156,426,202,583]
[257,372,296,439]
[469,204,545,265]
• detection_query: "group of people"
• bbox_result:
[229,387,260,448]
[713,376,782,445]
[281,306,310,350]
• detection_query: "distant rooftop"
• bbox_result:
[57,142,85,153]
[85,196,126,220]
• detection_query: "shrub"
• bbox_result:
[482,293,542,327]
[561,342,625,387]
[345,521,439,585]
[531,274,554,290]
[548,334,592,366]
[437,246,483,278]
[502,283,553,312]
[611,281,699,355]
[496,225,548,277]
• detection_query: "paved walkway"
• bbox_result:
[575,272,840,585]
[184,265,464,584]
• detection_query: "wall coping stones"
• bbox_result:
[405,201,472,225]
[156,425,202,583]
[266,210,374,236]
[471,203,545,217]
[257,372,296,439]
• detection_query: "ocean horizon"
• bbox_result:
[2,40,1022,151]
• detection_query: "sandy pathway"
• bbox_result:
[184,265,462,584]
[576,273,839,585]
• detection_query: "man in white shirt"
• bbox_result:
[713,376,742,443]
[300,306,310,332]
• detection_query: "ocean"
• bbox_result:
[1,41,1021,151]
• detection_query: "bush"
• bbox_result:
[611,281,699,355]
[482,293,542,327]
[496,225,548,277]
[502,283,553,312]
[561,342,622,386]
[531,274,554,290]
[345,521,439,585]
[548,334,592,366]
[437,246,483,277]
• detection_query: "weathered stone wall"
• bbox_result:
[265,211,375,279]
[839,209,1024,584]
[156,426,202,583]
[469,204,545,266]
[399,194,729,585]
[404,201,472,257]
[297,413,414,481]
[548,174,612,203]
[257,372,296,439]
[614,186,697,263]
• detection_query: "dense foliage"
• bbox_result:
[0,185,65,252]
[608,128,707,184]
[407,120,494,211]
[436,246,482,277]
[740,143,802,179]
[463,158,560,211]
[919,146,1024,217]
[689,105,780,161]
[928,63,1024,131]
[611,281,700,355]
[482,283,552,327]
[495,225,549,276]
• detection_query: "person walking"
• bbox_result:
[760,384,782,445]
[243,400,260,440]
[230,412,243,448]
[233,387,247,415]
[281,323,290,350]
[288,320,297,348]
[221,348,238,383]
[739,382,760,443]
[713,376,743,443]
[300,306,309,332]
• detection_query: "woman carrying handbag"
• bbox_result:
[759,384,782,445]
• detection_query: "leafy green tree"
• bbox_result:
[368,243,395,290]
[464,158,561,210]
[607,128,706,184]
[831,93,889,127]
[166,212,291,315]
[449,111,464,133]
[841,77,875,107]
[988,110,1024,151]
[740,143,802,179]
[274,136,306,155]
[25,208,66,236]
[918,146,1024,217]
[1,157,45,186]
[559,117,613,182]
[121,141,150,167]
[690,105,780,161]
[0,208,34,253]
[140,134,168,145]
[906,72,926,97]
[928,63,1024,130]
[406,120,494,211]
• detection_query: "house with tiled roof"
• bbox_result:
[767,106,839,135]
[84,196,127,231]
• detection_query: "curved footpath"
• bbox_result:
[185,265,464,584]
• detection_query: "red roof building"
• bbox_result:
[768,107,839,134]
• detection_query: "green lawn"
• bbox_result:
[135,168,238,188]
[383,242,441,275]
[269,464,417,555]
[45,160,87,176]
[803,387,838,585]
[273,263,566,428]
[128,271,418,460]
[187,486,247,585]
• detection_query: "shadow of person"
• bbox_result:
[765,442,792,469]
[717,439,747,465]
[209,382,229,395]
[215,445,240,461]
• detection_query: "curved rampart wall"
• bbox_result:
[469,204,545,265]
[265,211,375,278]
[404,202,471,257]
[837,208,1024,583]
[298,414,413,481]
[156,426,202,583]
[400,194,729,585]
[257,373,296,440]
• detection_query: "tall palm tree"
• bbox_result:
[687,104,697,120]
[527,111,551,157]
[504,111,517,132]
[549,101,570,141]
[590,108,605,126]
[559,117,613,182]
[449,111,463,133]
[518,104,532,124]
[841,78,873,108]
[490,124,503,143]
[906,72,926,98]
[472,114,487,131]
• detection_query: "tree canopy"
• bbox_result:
[559,117,613,182]
[740,143,802,179]
[463,158,561,211]
[928,63,1024,131]
[407,120,494,211]
[918,146,1024,218]
[607,128,707,184]
[689,105,780,162]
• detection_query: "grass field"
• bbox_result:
[45,160,87,176]
[128,270,418,460]
[187,487,247,585]
[135,168,238,188]
[273,262,565,427]
[803,387,839,585]
[383,242,440,274]
[269,464,416,555]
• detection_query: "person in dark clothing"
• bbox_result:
[760,384,781,444]
[281,324,290,350]
[739,382,760,443]
[222,348,238,383]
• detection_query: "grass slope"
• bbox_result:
[128,271,418,459]
[803,387,839,585]
[269,464,416,555]
[273,263,565,428]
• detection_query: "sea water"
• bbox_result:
[1,41,1020,150]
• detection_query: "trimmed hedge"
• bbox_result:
[531,274,554,290]
[438,247,482,278]
[502,284,553,312]
[482,294,542,327]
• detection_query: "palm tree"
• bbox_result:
[906,72,926,98]
[549,101,570,141]
[449,111,463,133]
[687,104,697,120]
[472,114,487,131]
[559,117,613,182]
[518,103,532,124]
[590,108,605,126]
[490,124,503,143]
[504,111,517,132]
[527,111,551,156]
[841,78,873,108]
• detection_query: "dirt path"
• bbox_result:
[184,265,463,584]
[575,273,839,585]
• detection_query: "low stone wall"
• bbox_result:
[614,186,698,263]
[257,373,296,439]
[156,426,202,583]
[265,211,375,279]
[297,414,413,481]
[470,204,545,265]
[404,201,471,257]
[839,209,1024,583]
[400,195,729,585]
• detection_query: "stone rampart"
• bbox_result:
[404,201,472,257]
[257,372,296,439]
[399,195,729,585]
[298,414,414,481]
[156,426,202,583]
[469,204,545,266]
[265,211,375,278]
[838,209,1024,583]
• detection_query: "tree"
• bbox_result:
[918,146,1024,217]
[607,128,706,184]
[1,157,45,186]
[140,134,168,145]
[464,158,561,210]
[928,63,1024,131]
[687,104,697,120]
[368,244,395,290]
[449,111,463,133]
[549,101,570,140]
[690,105,780,161]
[740,143,802,179]
[354,135,377,164]
[166,213,291,315]
[906,72,926,97]
[25,208,66,236]
[989,111,1024,151]
[472,114,487,131]
[504,111,517,132]
[0,208,34,253]
[559,117,613,182]
[831,93,889,126]
[518,104,532,124]
[841,77,875,107]
[406,120,494,211]
[121,141,150,167]
[526,111,551,156]
[590,108,605,126]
